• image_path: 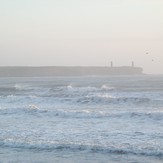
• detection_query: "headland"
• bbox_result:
[0,66,143,77]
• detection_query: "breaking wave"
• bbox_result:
[1,76,163,162]
[101,84,115,91]
[1,105,163,121]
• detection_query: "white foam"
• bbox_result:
[101,84,115,91]
[96,93,115,99]
[67,85,73,90]
[28,104,40,111]
[0,75,163,161]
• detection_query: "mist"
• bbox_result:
[0,0,163,74]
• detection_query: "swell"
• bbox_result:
[75,96,151,105]
[0,106,163,121]
[0,140,162,158]
[0,93,155,105]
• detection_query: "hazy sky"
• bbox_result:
[0,0,163,74]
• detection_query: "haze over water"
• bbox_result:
[0,0,163,74]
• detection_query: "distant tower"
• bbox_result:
[111,61,113,67]
[132,61,134,67]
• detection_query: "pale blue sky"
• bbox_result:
[0,0,163,73]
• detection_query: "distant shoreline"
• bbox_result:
[0,66,143,77]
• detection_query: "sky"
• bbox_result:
[0,0,163,74]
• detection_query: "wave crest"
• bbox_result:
[0,140,162,158]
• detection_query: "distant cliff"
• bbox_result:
[0,66,143,77]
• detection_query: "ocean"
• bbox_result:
[0,75,163,163]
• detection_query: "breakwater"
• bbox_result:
[0,66,143,77]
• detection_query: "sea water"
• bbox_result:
[0,75,163,163]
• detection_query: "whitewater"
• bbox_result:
[0,75,163,163]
